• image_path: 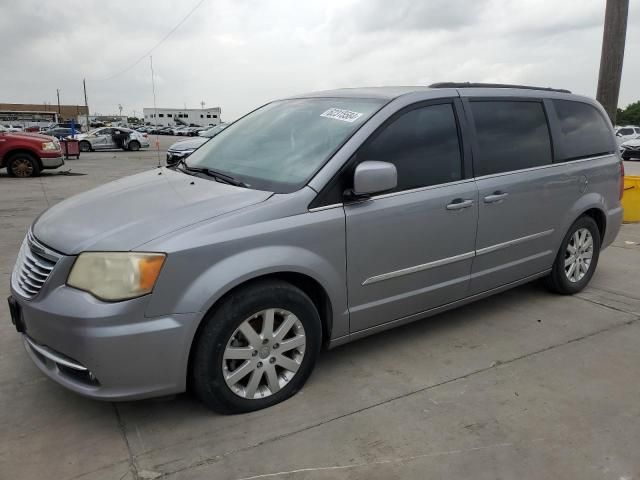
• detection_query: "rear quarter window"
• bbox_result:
[552,100,614,161]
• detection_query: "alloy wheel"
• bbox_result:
[564,227,593,283]
[223,308,306,399]
[12,158,34,177]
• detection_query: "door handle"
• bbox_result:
[483,191,509,203]
[446,199,474,210]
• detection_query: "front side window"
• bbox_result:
[618,128,633,135]
[185,98,384,193]
[470,101,552,176]
[356,103,462,192]
[553,100,613,161]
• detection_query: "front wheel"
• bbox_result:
[191,280,322,414]
[6,153,41,178]
[79,141,92,152]
[545,216,601,294]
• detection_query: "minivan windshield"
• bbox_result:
[184,98,385,192]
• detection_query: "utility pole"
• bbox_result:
[596,0,629,125]
[83,79,90,132]
[56,89,61,115]
[150,55,161,167]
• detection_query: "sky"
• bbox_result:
[1,0,639,122]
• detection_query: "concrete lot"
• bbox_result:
[1,140,640,480]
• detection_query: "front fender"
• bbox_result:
[145,207,349,339]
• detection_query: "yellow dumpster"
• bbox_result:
[622,176,640,223]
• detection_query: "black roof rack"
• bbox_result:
[429,82,571,94]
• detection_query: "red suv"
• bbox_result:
[0,127,64,178]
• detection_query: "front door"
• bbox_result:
[92,128,112,149]
[344,101,479,333]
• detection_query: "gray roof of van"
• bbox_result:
[289,83,575,101]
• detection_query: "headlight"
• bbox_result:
[42,141,59,151]
[67,252,166,301]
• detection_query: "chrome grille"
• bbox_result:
[11,231,61,299]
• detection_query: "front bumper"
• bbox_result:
[10,256,199,400]
[40,155,65,169]
[621,146,640,158]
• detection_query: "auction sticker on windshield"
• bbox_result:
[320,108,363,123]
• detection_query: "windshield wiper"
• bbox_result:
[185,163,249,188]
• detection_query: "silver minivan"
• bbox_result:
[9,84,624,413]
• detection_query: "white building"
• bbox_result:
[143,107,222,127]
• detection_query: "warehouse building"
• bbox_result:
[0,103,88,128]
[143,107,222,127]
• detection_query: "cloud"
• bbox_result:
[0,0,638,120]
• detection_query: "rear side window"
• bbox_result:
[470,101,552,176]
[553,100,613,161]
[357,103,462,192]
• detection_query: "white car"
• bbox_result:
[614,125,640,145]
[2,124,23,132]
[620,138,640,160]
[75,127,150,152]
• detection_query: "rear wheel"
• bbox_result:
[6,153,41,178]
[128,140,141,151]
[79,141,92,152]
[191,280,322,414]
[545,216,601,294]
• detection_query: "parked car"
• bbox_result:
[41,127,75,140]
[75,127,150,152]
[620,138,640,160]
[165,124,228,166]
[0,127,64,177]
[614,125,640,145]
[168,126,188,136]
[2,124,23,132]
[8,84,623,413]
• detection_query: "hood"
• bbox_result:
[622,138,640,147]
[168,137,208,151]
[2,131,57,142]
[33,168,273,254]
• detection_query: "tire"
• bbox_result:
[6,153,41,178]
[545,216,601,295]
[79,141,92,152]
[127,140,141,151]
[191,280,322,414]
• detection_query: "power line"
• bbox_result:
[93,0,207,82]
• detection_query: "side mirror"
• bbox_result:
[352,161,397,196]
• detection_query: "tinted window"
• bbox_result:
[618,128,634,135]
[553,100,613,161]
[357,103,462,192]
[470,101,552,176]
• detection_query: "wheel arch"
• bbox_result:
[4,148,43,170]
[562,193,608,244]
[185,270,334,388]
[581,207,606,241]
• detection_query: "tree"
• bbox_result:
[616,101,640,125]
